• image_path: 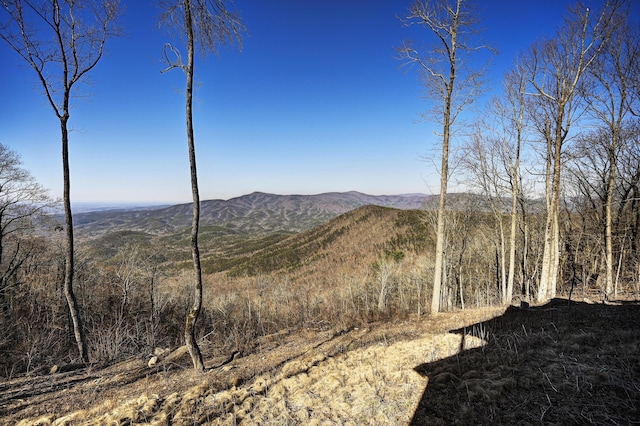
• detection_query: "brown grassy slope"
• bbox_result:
[3,299,637,425]
[205,204,431,279]
[411,299,640,425]
[0,306,503,425]
[194,205,432,342]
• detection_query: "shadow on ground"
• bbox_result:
[410,298,640,425]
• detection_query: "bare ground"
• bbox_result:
[1,298,638,425]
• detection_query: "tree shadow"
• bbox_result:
[410,298,640,425]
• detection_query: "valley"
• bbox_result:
[2,191,639,424]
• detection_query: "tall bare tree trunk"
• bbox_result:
[430,3,457,314]
[538,119,563,302]
[604,158,615,299]
[534,78,566,304]
[1,0,122,363]
[507,171,518,304]
[506,70,525,305]
[158,0,243,372]
[183,0,205,372]
[61,116,89,363]
[519,191,530,301]
[498,221,507,304]
[398,0,490,313]
[431,143,448,313]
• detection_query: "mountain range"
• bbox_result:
[74,191,430,236]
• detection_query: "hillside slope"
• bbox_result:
[3,300,638,425]
[201,204,432,278]
[80,204,434,283]
[0,306,504,425]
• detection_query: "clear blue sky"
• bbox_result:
[0,0,612,204]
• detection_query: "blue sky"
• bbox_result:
[0,0,609,204]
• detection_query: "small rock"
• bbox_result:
[148,356,158,368]
[50,365,59,375]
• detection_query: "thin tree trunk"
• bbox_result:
[604,148,615,299]
[183,0,205,372]
[458,265,465,310]
[538,124,554,303]
[506,71,524,306]
[431,194,446,313]
[431,65,454,314]
[548,123,563,300]
[498,220,507,304]
[61,116,88,363]
[507,174,518,305]
[521,220,530,302]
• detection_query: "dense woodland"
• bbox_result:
[1,0,639,378]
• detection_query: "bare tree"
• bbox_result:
[113,243,143,318]
[159,0,244,371]
[583,11,639,299]
[398,0,491,313]
[0,144,55,317]
[568,121,640,298]
[0,0,122,362]
[459,127,510,303]
[501,65,528,305]
[522,1,622,303]
[461,62,530,305]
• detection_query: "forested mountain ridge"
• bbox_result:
[73,191,430,236]
[197,204,432,277]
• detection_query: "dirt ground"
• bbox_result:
[1,298,638,425]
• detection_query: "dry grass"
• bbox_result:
[1,307,502,425]
[2,298,638,425]
[202,330,486,425]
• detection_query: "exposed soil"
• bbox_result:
[1,298,638,425]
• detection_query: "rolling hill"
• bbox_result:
[79,199,435,284]
[198,204,433,279]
